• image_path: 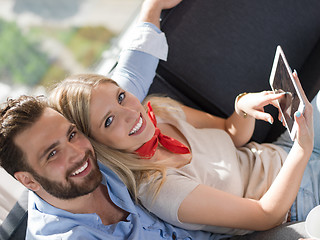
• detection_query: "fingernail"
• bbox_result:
[293,69,298,76]
[268,118,273,125]
[295,111,301,118]
[280,117,283,122]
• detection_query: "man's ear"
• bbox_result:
[14,172,40,192]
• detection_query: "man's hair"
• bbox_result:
[0,95,48,177]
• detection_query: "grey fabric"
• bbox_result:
[225,222,308,240]
[0,190,28,240]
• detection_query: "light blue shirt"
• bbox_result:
[26,23,225,240]
[27,163,220,239]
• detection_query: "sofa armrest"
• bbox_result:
[0,190,28,240]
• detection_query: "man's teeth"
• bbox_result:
[72,161,88,176]
[129,116,142,135]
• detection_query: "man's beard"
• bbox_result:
[31,150,102,200]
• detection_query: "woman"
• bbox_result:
[49,69,319,235]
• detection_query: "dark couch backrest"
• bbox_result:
[149,0,320,142]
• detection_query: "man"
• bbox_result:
[0,0,221,239]
[0,98,221,240]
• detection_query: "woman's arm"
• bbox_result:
[182,91,286,147]
[178,140,311,230]
[179,73,314,231]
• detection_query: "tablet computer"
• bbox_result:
[269,45,305,141]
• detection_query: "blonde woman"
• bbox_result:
[49,66,320,236]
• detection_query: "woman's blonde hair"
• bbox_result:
[49,73,179,200]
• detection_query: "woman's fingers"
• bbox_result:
[253,111,274,124]
[294,106,314,150]
[241,91,285,124]
[292,70,308,102]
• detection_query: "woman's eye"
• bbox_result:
[69,132,76,141]
[105,116,114,128]
[48,150,57,160]
[118,92,125,104]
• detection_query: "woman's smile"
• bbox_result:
[129,113,146,136]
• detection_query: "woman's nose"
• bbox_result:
[122,106,139,123]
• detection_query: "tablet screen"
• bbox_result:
[272,54,300,132]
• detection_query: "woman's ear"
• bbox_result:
[14,172,40,192]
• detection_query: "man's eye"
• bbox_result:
[118,92,125,104]
[105,116,114,128]
[48,150,56,160]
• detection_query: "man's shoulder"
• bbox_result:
[27,191,99,239]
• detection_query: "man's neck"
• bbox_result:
[38,184,129,225]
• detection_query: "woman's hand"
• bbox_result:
[235,91,286,124]
[291,71,314,152]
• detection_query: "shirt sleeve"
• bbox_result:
[138,173,204,231]
[111,22,168,102]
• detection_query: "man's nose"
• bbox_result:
[65,142,85,163]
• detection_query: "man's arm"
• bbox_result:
[139,0,183,28]
[111,0,182,102]
[111,23,167,102]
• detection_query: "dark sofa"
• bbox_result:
[149,0,320,144]
[0,190,28,240]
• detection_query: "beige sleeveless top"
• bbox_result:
[138,104,288,235]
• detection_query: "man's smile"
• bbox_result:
[70,160,90,177]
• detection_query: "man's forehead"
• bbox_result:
[28,107,69,131]
[45,107,65,118]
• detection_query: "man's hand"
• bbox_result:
[139,0,183,28]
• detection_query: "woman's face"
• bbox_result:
[89,82,155,152]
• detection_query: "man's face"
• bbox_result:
[14,107,102,200]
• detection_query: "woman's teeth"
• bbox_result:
[129,116,142,135]
[72,161,88,176]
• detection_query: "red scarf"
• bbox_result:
[135,102,191,158]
